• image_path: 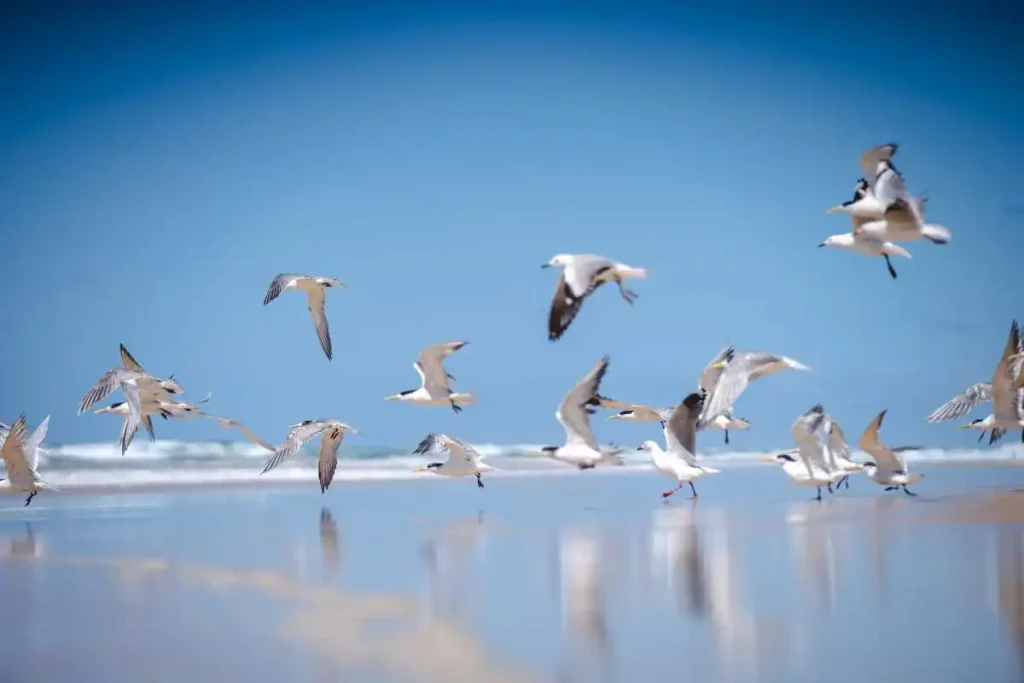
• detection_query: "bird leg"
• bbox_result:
[978,431,986,443]
[614,279,638,304]
[827,483,834,494]
[24,491,36,507]
[724,430,730,445]
[450,400,462,414]
[884,255,897,280]
[475,473,484,489]
[843,475,851,489]
[815,487,822,501]
[688,481,698,499]
[884,486,898,491]
[836,475,848,489]
[662,482,683,499]
[902,486,917,497]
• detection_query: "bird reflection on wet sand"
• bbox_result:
[556,525,615,679]
[319,507,341,579]
[648,502,707,619]
[996,527,1024,673]
[786,501,842,613]
[419,510,487,624]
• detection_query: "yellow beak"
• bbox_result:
[413,465,429,472]
[957,423,973,430]
[710,361,726,369]
[826,206,843,214]
[759,454,778,464]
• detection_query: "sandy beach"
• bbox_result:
[2,463,1023,683]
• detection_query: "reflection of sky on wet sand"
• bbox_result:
[2,469,1024,682]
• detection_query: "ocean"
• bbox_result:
[28,439,1024,490]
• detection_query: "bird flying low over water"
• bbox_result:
[0,414,56,507]
[260,419,359,493]
[534,355,624,469]
[385,341,475,413]
[93,394,213,444]
[263,273,344,361]
[412,433,494,488]
[542,253,648,341]
[762,405,837,501]
[859,410,924,496]
[699,348,810,428]
[954,320,1024,441]
[637,391,720,500]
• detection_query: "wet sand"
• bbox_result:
[1,463,1023,683]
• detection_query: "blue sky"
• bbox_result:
[2,2,1023,451]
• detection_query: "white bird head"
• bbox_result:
[161,376,184,394]
[541,254,573,269]
[319,277,345,288]
[818,234,851,249]
[637,440,659,452]
[861,461,878,473]
[761,452,798,465]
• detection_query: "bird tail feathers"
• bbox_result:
[921,224,951,244]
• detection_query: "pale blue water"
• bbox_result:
[1,464,1022,682]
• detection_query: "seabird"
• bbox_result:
[0,414,57,507]
[93,394,212,444]
[412,433,494,488]
[955,320,1024,440]
[818,231,912,280]
[384,340,475,413]
[761,405,838,501]
[263,273,344,361]
[859,410,924,496]
[637,391,721,499]
[601,397,750,446]
[819,414,864,490]
[534,355,624,469]
[260,419,359,493]
[78,367,159,454]
[826,144,900,219]
[700,349,810,426]
[542,253,648,341]
[118,344,184,401]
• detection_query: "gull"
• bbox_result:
[93,394,213,443]
[826,144,901,219]
[385,340,475,413]
[263,273,344,361]
[762,405,837,501]
[0,414,57,507]
[636,391,721,499]
[78,367,159,454]
[700,349,810,426]
[818,231,912,280]
[955,320,1024,439]
[859,409,924,496]
[831,178,950,245]
[541,253,648,341]
[535,355,624,469]
[260,419,359,493]
[412,433,494,488]
[819,414,864,490]
[118,344,184,401]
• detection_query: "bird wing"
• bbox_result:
[791,406,828,477]
[991,320,1022,418]
[263,273,299,306]
[858,410,902,472]
[548,268,612,342]
[564,255,616,297]
[78,368,134,414]
[697,345,734,392]
[664,392,704,466]
[417,342,466,396]
[262,420,331,474]
[859,143,898,189]
[890,446,921,473]
[142,414,157,441]
[442,434,483,468]
[927,382,994,422]
[119,344,146,373]
[25,415,49,472]
[318,427,346,493]
[0,416,33,483]
[118,385,144,455]
[306,287,333,361]
[825,417,853,465]
[206,416,276,452]
[556,356,610,450]
[871,160,912,213]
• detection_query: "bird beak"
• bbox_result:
[540,263,551,269]
[413,465,429,472]
[759,455,778,463]
[710,361,726,369]
[825,206,843,214]
[93,408,111,414]
[384,395,400,401]
[817,242,826,248]
[957,423,972,430]
[1009,352,1024,361]
[607,414,622,420]
[851,463,865,471]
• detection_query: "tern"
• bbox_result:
[955,320,1024,439]
[412,433,494,488]
[534,355,624,469]
[542,253,648,341]
[263,273,343,361]
[859,410,924,496]
[819,414,864,490]
[78,367,162,454]
[637,391,721,499]
[0,414,57,507]
[700,349,810,426]
[93,394,212,443]
[602,397,750,445]
[384,340,475,413]
[118,344,184,401]
[762,405,838,501]
[260,419,359,493]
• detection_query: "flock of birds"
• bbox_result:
[2,143,1022,508]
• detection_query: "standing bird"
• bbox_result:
[762,405,837,501]
[384,340,475,413]
[535,355,623,469]
[263,273,344,361]
[542,253,648,341]
[260,419,359,493]
[78,367,158,454]
[0,415,56,507]
[955,320,1024,439]
[859,410,924,496]
[637,391,720,499]
[819,414,864,490]
[700,349,810,427]
[412,433,494,488]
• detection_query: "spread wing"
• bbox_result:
[417,342,466,396]
[0,415,32,482]
[698,345,734,392]
[442,434,483,468]
[119,344,146,373]
[791,406,827,477]
[548,269,611,342]
[858,410,902,472]
[262,420,331,475]
[927,382,994,422]
[992,320,1023,413]
[318,426,346,493]
[307,287,333,361]
[556,356,610,450]
[263,273,299,306]
[825,418,853,464]
[859,143,898,189]
[665,392,703,466]
[25,415,49,472]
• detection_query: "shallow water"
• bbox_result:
[1,464,1023,682]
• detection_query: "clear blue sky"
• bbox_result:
[2,2,1022,450]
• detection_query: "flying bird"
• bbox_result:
[955,320,1024,440]
[93,394,213,443]
[859,410,924,496]
[412,433,494,488]
[263,273,344,360]
[637,391,721,499]
[118,344,184,401]
[542,253,647,341]
[0,414,57,507]
[818,414,864,490]
[260,419,359,493]
[78,367,163,454]
[535,355,623,469]
[385,341,475,413]
[762,405,838,501]
[700,349,810,427]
